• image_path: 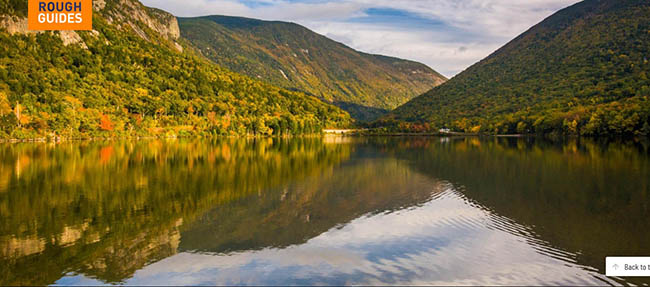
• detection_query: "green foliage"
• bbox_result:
[0,9,350,139]
[386,0,650,137]
[0,0,27,17]
[178,15,447,121]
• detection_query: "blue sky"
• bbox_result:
[141,0,580,77]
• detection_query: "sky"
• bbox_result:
[140,0,581,77]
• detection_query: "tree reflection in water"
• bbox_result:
[0,137,648,285]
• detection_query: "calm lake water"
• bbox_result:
[0,137,649,286]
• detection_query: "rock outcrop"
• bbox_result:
[1,0,182,51]
[0,16,87,48]
[0,16,30,35]
[99,0,181,49]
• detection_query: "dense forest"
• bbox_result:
[0,0,27,17]
[178,15,446,121]
[3,0,648,139]
[0,0,350,140]
[382,0,650,137]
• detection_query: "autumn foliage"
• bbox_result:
[99,114,114,131]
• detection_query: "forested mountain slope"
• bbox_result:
[178,15,447,121]
[384,0,650,136]
[0,0,350,139]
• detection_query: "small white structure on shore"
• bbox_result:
[323,129,355,134]
[439,128,451,134]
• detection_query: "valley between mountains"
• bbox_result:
[0,0,648,139]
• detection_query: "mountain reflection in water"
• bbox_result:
[0,137,648,286]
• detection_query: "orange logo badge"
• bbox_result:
[28,0,92,31]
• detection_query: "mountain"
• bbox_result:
[0,0,350,140]
[383,0,650,136]
[178,15,447,121]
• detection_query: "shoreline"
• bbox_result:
[4,131,645,143]
[0,133,345,143]
[0,133,533,143]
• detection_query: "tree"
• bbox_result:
[14,103,21,128]
[0,93,16,135]
[99,114,115,131]
[0,93,11,117]
[641,121,650,136]
[516,121,528,134]
[565,119,579,134]
[0,12,351,139]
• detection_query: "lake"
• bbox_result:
[0,137,649,285]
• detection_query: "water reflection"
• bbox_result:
[385,137,650,286]
[0,138,351,285]
[0,137,648,285]
[178,157,434,253]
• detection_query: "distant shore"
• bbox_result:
[0,131,552,143]
[324,129,488,137]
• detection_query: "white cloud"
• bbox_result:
[55,187,612,285]
[308,21,501,77]
[141,0,251,17]
[140,0,581,77]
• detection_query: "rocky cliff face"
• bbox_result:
[0,16,29,35]
[143,7,180,40]
[93,0,182,51]
[0,16,88,48]
[98,0,180,41]
[0,0,182,51]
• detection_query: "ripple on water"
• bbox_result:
[54,179,617,286]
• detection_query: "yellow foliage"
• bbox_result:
[64,96,83,109]
[19,115,31,126]
[0,92,11,116]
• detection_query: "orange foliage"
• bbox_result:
[207,111,217,125]
[99,146,114,165]
[99,114,114,131]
